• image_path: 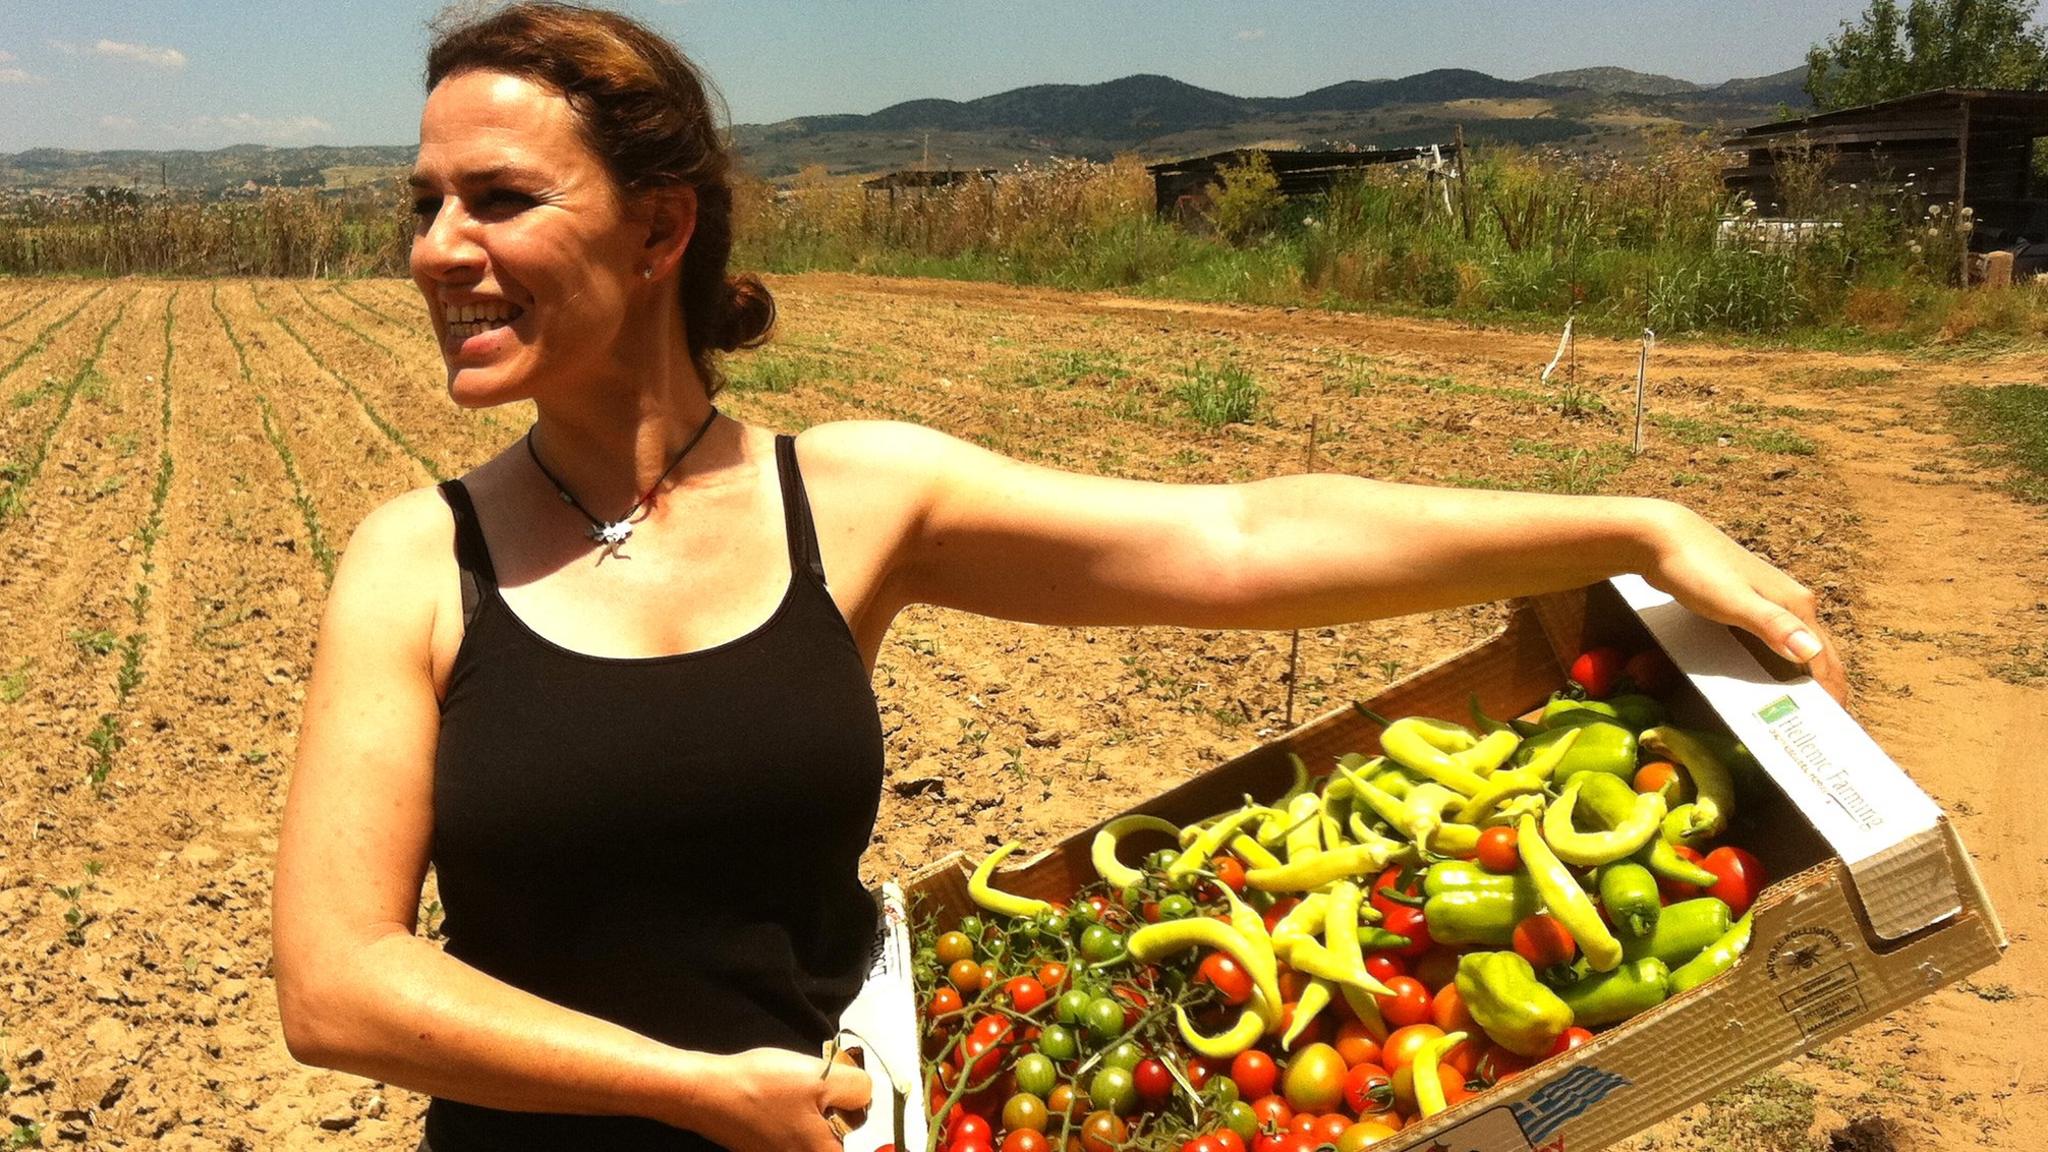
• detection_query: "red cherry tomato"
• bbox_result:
[1374,977,1432,1030]
[1212,1132,1246,1152]
[1002,1132,1048,1152]
[1430,983,1477,1034]
[1379,1024,1445,1074]
[1342,1062,1393,1115]
[1364,954,1407,985]
[1512,914,1578,970]
[957,1034,1005,1083]
[1702,846,1767,918]
[950,1114,994,1149]
[1411,948,1461,992]
[1333,1018,1381,1068]
[1569,647,1625,698]
[1249,1093,1293,1132]
[1004,977,1048,1014]
[1473,825,1520,874]
[1181,1137,1222,1152]
[930,986,964,1017]
[1185,1056,1220,1091]
[1134,1058,1172,1108]
[1211,855,1249,893]
[1546,1027,1595,1058]
[1232,1050,1279,1102]
[1262,897,1301,935]
[1198,951,1255,1006]
[1310,1114,1350,1144]
[1378,904,1434,960]
[1037,962,1069,992]
[1658,845,1708,903]
[1367,867,1422,919]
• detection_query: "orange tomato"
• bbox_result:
[1335,1120,1401,1151]
[1379,1024,1446,1074]
[1333,1018,1382,1068]
[1429,983,1476,1034]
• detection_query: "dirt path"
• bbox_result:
[0,273,2039,1151]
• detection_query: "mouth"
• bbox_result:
[442,300,525,344]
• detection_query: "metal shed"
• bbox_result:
[1145,146,1452,218]
[1723,88,2048,254]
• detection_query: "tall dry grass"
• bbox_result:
[0,188,407,277]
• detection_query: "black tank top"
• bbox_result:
[425,435,885,1152]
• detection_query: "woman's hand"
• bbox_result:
[1638,502,1848,704]
[678,1047,873,1152]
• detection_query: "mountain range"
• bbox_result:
[0,64,1812,191]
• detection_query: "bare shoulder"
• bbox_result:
[791,419,1005,494]
[325,485,460,639]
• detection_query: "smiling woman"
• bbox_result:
[268,5,1846,1152]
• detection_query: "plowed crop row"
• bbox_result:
[0,274,2036,1151]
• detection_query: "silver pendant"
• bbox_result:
[591,520,634,548]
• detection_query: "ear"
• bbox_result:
[637,185,698,281]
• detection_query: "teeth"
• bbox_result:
[446,302,517,324]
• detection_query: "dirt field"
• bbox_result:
[0,273,2039,1151]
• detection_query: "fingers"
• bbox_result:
[822,1060,874,1112]
[1746,581,1851,706]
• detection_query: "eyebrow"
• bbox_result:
[408,164,547,191]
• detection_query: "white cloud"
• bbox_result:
[94,39,187,68]
[187,112,333,142]
[99,114,137,129]
[0,67,35,85]
[1235,28,1267,42]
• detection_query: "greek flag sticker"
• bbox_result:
[1510,1064,1631,1145]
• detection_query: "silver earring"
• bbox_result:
[640,267,653,279]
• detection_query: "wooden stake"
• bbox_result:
[1957,97,1973,287]
[1633,329,1654,454]
[1454,124,1475,243]
[1283,415,1319,728]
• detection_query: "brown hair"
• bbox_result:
[425,1,773,391]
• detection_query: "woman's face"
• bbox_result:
[410,70,648,406]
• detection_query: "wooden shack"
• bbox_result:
[1723,88,2048,253]
[860,168,996,208]
[1146,146,1452,218]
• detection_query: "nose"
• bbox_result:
[410,198,484,287]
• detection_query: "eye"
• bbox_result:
[478,188,536,215]
[411,195,442,219]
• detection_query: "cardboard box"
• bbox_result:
[881,578,2008,1152]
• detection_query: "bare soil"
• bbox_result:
[0,273,2038,1150]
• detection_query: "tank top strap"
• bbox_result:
[437,479,499,625]
[774,434,830,588]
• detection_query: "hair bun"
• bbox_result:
[715,273,776,352]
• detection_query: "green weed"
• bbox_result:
[1943,382,2048,504]
[1172,361,1263,427]
[0,661,27,703]
[724,352,808,393]
[68,629,118,659]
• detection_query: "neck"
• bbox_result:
[527,371,723,519]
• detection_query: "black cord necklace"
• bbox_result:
[525,405,719,556]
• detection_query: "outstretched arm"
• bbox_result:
[841,422,1843,701]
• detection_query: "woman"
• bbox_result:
[271,5,1844,1151]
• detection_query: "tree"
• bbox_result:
[1805,0,2048,110]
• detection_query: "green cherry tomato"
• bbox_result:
[1101,1040,1145,1071]
[1056,989,1092,1025]
[958,916,986,942]
[1038,1024,1080,1062]
[1089,1067,1137,1116]
[1203,1075,1240,1109]
[1037,909,1071,938]
[1002,1093,1050,1134]
[1158,894,1196,920]
[1222,1101,1258,1142]
[1083,996,1126,1045]
[1015,1053,1058,1098]
[1146,848,1179,873]
[1079,925,1122,964]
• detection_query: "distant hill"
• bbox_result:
[1524,67,1701,96]
[1,64,1815,191]
[0,144,413,194]
[732,64,1814,179]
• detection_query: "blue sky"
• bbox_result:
[0,0,2023,152]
